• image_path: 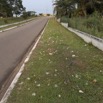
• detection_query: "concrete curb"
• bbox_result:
[0,18,35,29]
[58,21,103,51]
[0,20,49,103]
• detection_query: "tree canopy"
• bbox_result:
[54,0,103,18]
[0,0,25,17]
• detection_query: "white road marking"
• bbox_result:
[0,20,49,103]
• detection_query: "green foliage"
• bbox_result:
[0,17,24,25]
[22,12,28,19]
[54,0,103,17]
[60,12,103,38]
[47,14,51,16]
[60,16,69,23]
[4,19,8,24]
[22,11,36,19]
[0,0,25,17]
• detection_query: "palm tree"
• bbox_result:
[54,0,77,18]
[54,0,103,18]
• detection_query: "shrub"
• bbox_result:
[4,19,8,24]
[60,13,103,38]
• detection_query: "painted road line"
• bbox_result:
[0,20,49,103]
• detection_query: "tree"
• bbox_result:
[0,0,25,17]
[54,0,80,18]
[54,0,103,17]
[13,0,25,17]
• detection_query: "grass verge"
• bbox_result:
[60,15,103,39]
[0,17,36,26]
[7,18,103,103]
[0,17,37,31]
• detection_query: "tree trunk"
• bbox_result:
[82,7,87,17]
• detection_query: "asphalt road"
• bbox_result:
[0,17,48,89]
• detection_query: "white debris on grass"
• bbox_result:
[35,81,37,84]
[55,69,58,72]
[54,84,58,88]
[64,81,67,85]
[79,90,84,93]
[75,74,79,78]
[100,70,103,73]
[19,82,24,85]
[37,84,41,87]
[32,93,36,96]
[54,74,57,77]
[49,37,51,40]
[72,75,74,77]
[65,58,68,60]
[58,94,61,98]
[28,88,30,90]
[54,50,58,53]
[40,96,43,99]
[40,52,42,55]
[52,40,54,43]
[27,77,30,80]
[85,44,87,46]
[48,59,52,64]
[46,72,50,75]
[49,53,53,56]
[93,79,97,83]
[85,82,88,85]
[72,55,76,58]
[71,51,74,53]
[47,83,50,86]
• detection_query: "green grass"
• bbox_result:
[0,17,38,31]
[0,16,36,26]
[7,18,103,103]
[60,16,103,39]
[0,17,24,26]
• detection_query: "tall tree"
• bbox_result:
[54,0,103,17]
[13,0,25,17]
[0,0,25,17]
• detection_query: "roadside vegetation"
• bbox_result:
[54,0,103,38]
[0,0,36,26]
[0,15,36,26]
[7,18,103,103]
[0,17,36,31]
[0,17,24,26]
[0,0,25,17]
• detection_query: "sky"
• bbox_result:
[22,0,53,14]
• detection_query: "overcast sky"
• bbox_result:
[22,0,53,14]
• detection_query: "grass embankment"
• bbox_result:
[7,18,103,103]
[0,17,36,26]
[0,17,36,31]
[60,14,103,39]
[0,17,24,26]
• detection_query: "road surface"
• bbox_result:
[0,17,48,90]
